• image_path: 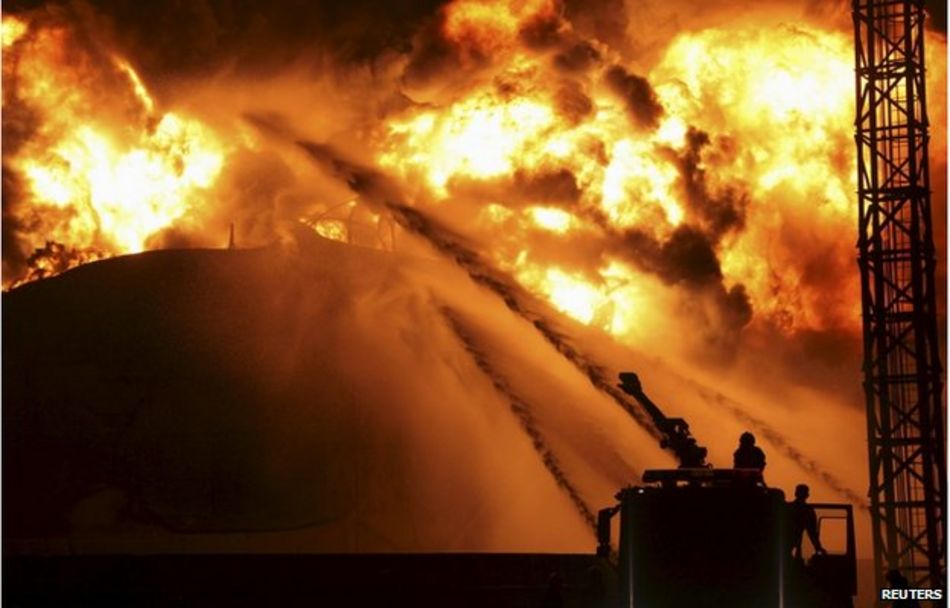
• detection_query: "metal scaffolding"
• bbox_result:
[853,0,946,592]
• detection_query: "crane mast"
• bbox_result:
[853,0,946,591]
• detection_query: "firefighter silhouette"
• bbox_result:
[789,484,825,560]
[733,431,766,471]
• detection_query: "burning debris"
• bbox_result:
[8,240,106,289]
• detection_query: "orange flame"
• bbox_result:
[3,4,944,348]
[443,0,559,55]
[377,16,945,339]
[3,14,226,288]
[2,14,27,48]
[650,25,859,332]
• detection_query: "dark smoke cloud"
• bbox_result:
[720,284,753,328]
[652,227,723,286]
[614,225,752,347]
[620,225,721,287]
[514,169,582,205]
[563,0,628,51]
[517,13,566,50]
[604,65,664,129]
[553,79,594,123]
[6,0,449,80]
[674,128,748,239]
[400,19,468,97]
[553,41,602,73]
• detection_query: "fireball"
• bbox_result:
[374,2,950,344]
[3,13,226,288]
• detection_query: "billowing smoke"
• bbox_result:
[603,65,663,129]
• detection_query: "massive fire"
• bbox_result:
[377,15,869,339]
[2,1,946,351]
[2,14,226,288]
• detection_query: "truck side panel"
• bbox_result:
[618,486,786,608]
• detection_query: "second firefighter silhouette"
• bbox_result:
[733,432,766,471]
[790,484,825,559]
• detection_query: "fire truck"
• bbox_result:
[595,372,858,608]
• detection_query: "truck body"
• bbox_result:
[606,372,857,607]
[609,468,856,608]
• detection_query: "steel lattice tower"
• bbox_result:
[853,0,946,592]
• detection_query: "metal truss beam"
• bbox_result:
[854,0,946,594]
